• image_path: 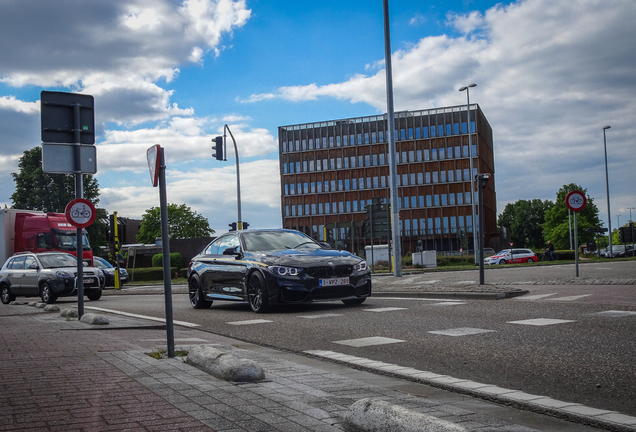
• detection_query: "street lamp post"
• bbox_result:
[628,207,635,252]
[602,125,612,257]
[459,84,478,264]
[224,124,242,229]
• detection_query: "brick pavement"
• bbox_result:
[2,303,631,432]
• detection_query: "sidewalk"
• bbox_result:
[2,301,634,431]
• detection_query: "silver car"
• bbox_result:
[0,252,104,304]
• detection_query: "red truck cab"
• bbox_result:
[14,212,93,265]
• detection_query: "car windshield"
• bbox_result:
[38,253,78,269]
[55,232,90,251]
[93,257,113,269]
[243,231,321,252]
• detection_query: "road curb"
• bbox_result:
[371,290,529,300]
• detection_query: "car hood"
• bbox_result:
[249,249,362,267]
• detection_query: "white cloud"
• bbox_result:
[245,0,636,226]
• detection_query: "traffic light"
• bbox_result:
[212,136,224,161]
[243,222,249,229]
[229,222,237,231]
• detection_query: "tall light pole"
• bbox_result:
[223,125,242,229]
[628,207,635,252]
[459,83,478,264]
[383,0,402,277]
[602,125,612,257]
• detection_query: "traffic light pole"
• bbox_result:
[224,125,242,229]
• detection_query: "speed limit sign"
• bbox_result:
[565,191,587,212]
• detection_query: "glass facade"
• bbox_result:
[278,104,495,255]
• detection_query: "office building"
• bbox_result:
[278,104,496,257]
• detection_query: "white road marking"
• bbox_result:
[227,319,273,325]
[428,327,496,337]
[333,337,406,347]
[140,338,210,342]
[363,307,408,313]
[431,301,467,306]
[593,310,636,317]
[85,306,200,327]
[514,293,557,300]
[546,294,593,301]
[508,318,576,326]
[298,313,343,319]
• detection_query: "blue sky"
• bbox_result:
[0,0,634,236]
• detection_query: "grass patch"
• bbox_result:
[146,348,189,359]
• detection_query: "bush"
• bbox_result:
[151,253,183,269]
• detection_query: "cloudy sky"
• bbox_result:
[1,0,634,235]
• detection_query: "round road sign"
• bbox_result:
[65,198,96,228]
[565,190,587,212]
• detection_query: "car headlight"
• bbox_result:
[354,261,368,272]
[269,266,301,276]
[56,271,72,278]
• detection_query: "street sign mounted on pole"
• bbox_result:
[565,190,586,277]
[65,198,96,229]
[40,90,96,318]
[147,144,161,187]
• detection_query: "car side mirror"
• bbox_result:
[222,246,242,257]
[28,263,38,270]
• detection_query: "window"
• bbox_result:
[318,203,323,214]
[433,172,438,183]
[285,206,289,217]
[353,201,358,212]
[402,174,408,185]
[337,158,342,169]
[379,153,385,165]
[441,194,447,205]
[441,171,446,182]
[422,126,428,138]
[435,217,441,234]
[408,128,413,139]
[456,169,462,181]
[373,177,379,188]
[352,178,357,189]
[426,172,431,183]
[364,133,369,143]
[338,179,343,191]
[410,173,416,185]
[290,184,295,194]
[303,161,307,172]
[365,155,370,166]
[344,179,350,190]
[411,196,417,207]
[416,150,422,162]
[366,177,372,188]
[419,195,424,207]
[434,195,440,206]
[346,201,351,212]
[447,147,453,158]
[409,150,415,162]
[431,148,437,160]
[284,184,289,195]
[449,193,455,205]
[310,182,315,193]
[443,217,449,233]
[439,148,445,160]
[372,154,378,165]
[448,170,454,182]
[317,182,322,193]
[457,193,463,204]
[403,196,409,208]
[465,192,471,204]
[450,216,457,233]
[424,149,430,161]
[381,176,386,187]
[428,217,434,234]
[325,202,330,213]
[417,172,423,184]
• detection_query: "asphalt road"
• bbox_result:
[87,260,636,421]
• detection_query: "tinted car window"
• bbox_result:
[243,231,319,252]
[11,256,26,269]
[217,235,240,255]
[24,256,37,269]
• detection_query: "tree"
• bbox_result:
[542,184,601,250]
[498,199,553,249]
[137,203,214,244]
[10,146,107,251]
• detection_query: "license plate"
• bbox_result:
[319,277,349,287]
[83,278,94,284]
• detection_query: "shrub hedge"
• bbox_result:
[151,253,183,269]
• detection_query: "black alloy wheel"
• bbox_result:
[1,285,15,304]
[87,290,102,301]
[189,276,212,309]
[248,272,270,313]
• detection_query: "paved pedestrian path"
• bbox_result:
[4,302,630,431]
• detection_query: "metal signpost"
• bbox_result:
[147,144,175,358]
[41,91,95,318]
[476,174,490,285]
[566,190,587,277]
